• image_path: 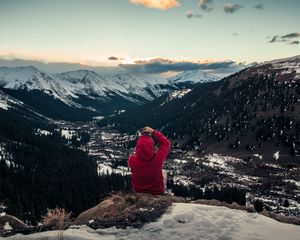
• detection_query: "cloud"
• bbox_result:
[254,4,264,10]
[119,58,246,74]
[269,32,300,44]
[269,35,284,43]
[282,32,300,39]
[224,3,243,13]
[129,0,180,10]
[185,10,202,18]
[197,0,213,12]
[0,58,127,75]
[108,56,120,60]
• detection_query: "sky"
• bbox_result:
[0,0,299,73]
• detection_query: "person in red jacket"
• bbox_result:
[128,126,171,195]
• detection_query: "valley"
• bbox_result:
[55,120,300,218]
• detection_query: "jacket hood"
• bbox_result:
[135,135,155,161]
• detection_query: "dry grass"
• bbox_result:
[42,208,71,240]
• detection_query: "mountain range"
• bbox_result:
[103,55,300,161]
[0,66,220,120]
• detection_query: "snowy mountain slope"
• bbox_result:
[0,66,78,106]
[258,55,300,79]
[168,70,220,84]
[0,89,51,121]
[253,55,300,80]
[7,203,300,240]
[0,67,220,103]
[107,73,174,101]
[56,70,109,98]
[0,89,23,111]
[0,66,221,119]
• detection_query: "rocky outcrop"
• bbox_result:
[74,193,186,228]
[2,193,299,238]
[0,214,29,236]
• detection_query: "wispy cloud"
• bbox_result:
[254,4,264,10]
[197,0,214,12]
[269,32,300,44]
[224,3,243,14]
[185,10,202,18]
[119,58,246,73]
[129,0,180,10]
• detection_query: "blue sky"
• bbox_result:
[0,0,299,72]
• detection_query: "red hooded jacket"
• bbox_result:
[128,130,171,195]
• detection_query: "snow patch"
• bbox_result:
[8,203,300,240]
[253,153,263,159]
[161,89,191,106]
[97,163,130,176]
[35,128,52,136]
[202,153,241,172]
[273,151,280,160]
[174,159,187,164]
[0,99,9,110]
[61,129,75,139]
[93,116,105,120]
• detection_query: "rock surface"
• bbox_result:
[74,193,186,228]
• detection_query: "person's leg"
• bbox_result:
[162,169,167,191]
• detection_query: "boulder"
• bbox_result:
[0,214,29,236]
[74,193,186,228]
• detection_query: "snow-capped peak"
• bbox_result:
[0,66,223,114]
[168,70,220,84]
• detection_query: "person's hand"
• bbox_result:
[142,126,154,135]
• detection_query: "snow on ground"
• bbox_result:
[258,55,300,77]
[273,151,280,160]
[0,99,9,110]
[161,89,191,106]
[169,89,191,100]
[97,163,130,176]
[35,128,52,136]
[285,179,300,187]
[174,159,187,164]
[202,154,242,173]
[61,129,75,139]
[253,153,263,159]
[173,176,193,187]
[0,90,23,110]
[7,203,300,240]
[101,132,115,140]
[0,143,13,167]
[92,116,105,120]
[264,163,285,170]
[98,163,113,175]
